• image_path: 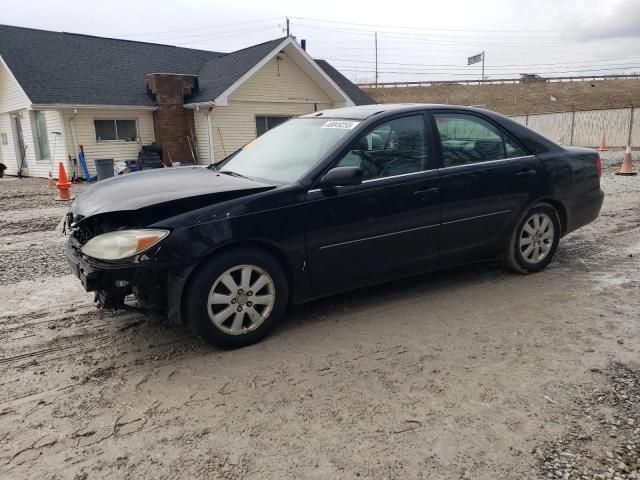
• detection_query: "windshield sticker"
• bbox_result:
[321,120,360,130]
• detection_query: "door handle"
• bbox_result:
[517,169,537,178]
[413,187,439,199]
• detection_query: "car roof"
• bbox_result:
[299,102,563,155]
[299,103,492,120]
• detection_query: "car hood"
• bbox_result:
[71,167,275,220]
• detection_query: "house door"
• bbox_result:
[11,113,27,171]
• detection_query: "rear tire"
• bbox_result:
[506,203,561,274]
[184,248,288,349]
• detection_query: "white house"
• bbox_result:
[0,25,374,179]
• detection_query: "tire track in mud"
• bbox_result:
[0,315,198,407]
[0,217,62,236]
[1,309,148,363]
[0,303,198,360]
[0,192,70,210]
[0,334,114,366]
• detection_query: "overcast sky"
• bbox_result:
[4,0,640,83]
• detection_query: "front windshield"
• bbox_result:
[217,118,359,183]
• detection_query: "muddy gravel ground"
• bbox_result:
[0,157,638,480]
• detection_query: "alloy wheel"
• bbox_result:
[519,212,555,264]
[207,264,276,335]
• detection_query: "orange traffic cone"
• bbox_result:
[598,132,608,152]
[47,170,56,189]
[616,145,637,176]
[55,162,73,201]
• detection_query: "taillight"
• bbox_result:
[595,153,602,177]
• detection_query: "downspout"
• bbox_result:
[206,107,215,164]
[69,109,80,170]
[58,111,71,176]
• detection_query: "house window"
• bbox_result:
[32,111,50,160]
[94,119,138,142]
[255,116,291,137]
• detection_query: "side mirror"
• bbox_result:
[320,166,363,188]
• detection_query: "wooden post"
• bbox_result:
[570,110,576,146]
[629,106,635,147]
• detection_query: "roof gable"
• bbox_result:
[231,52,333,103]
[189,37,288,105]
[189,37,362,107]
[0,56,31,113]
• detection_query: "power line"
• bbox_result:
[295,24,585,46]
[151,25,282,44]
[325,57,640,71]
[297,25,578,44]
[290,15,584,34]
[120,17,281,38]
[338,65,640,76]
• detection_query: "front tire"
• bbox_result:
[506,204,561,274]
[184,248,288,348]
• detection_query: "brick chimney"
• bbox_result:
[145,73,198,165]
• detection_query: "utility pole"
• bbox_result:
[375,32,378,87]
[286,17,290,36]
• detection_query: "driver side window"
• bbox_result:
[335,115,428,181]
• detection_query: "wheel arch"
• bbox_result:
[179,240,295,323]
[535,198,568,235]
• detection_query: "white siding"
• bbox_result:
[0,60,31,175]
[0,109,37,177]
[23,110,68,179]
[61,109,155,177]
[0,60,30,114]
[0,112,17,175]
[208,53,336,160]
[211,101,332,160]
[0,110,72,178]
[194,109,212,165]
[231,53,333,104]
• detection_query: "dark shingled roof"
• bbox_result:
[0,24,374,107]
[314,60,376,105]
[0,24,222,106]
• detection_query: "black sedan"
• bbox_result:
[66,104,604,348]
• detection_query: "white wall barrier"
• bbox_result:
[512,107,637,148]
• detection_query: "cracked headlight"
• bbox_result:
[81,229,169,260]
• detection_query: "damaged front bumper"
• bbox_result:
[65,236,165,309]
[65,235,192,323]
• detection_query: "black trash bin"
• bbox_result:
[94,158,114,181]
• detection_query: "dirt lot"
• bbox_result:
[1,154,639,480]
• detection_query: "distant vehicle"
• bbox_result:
[65,104,604,348]
[519,73,546,82]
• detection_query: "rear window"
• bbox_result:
[434,113,528,167]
